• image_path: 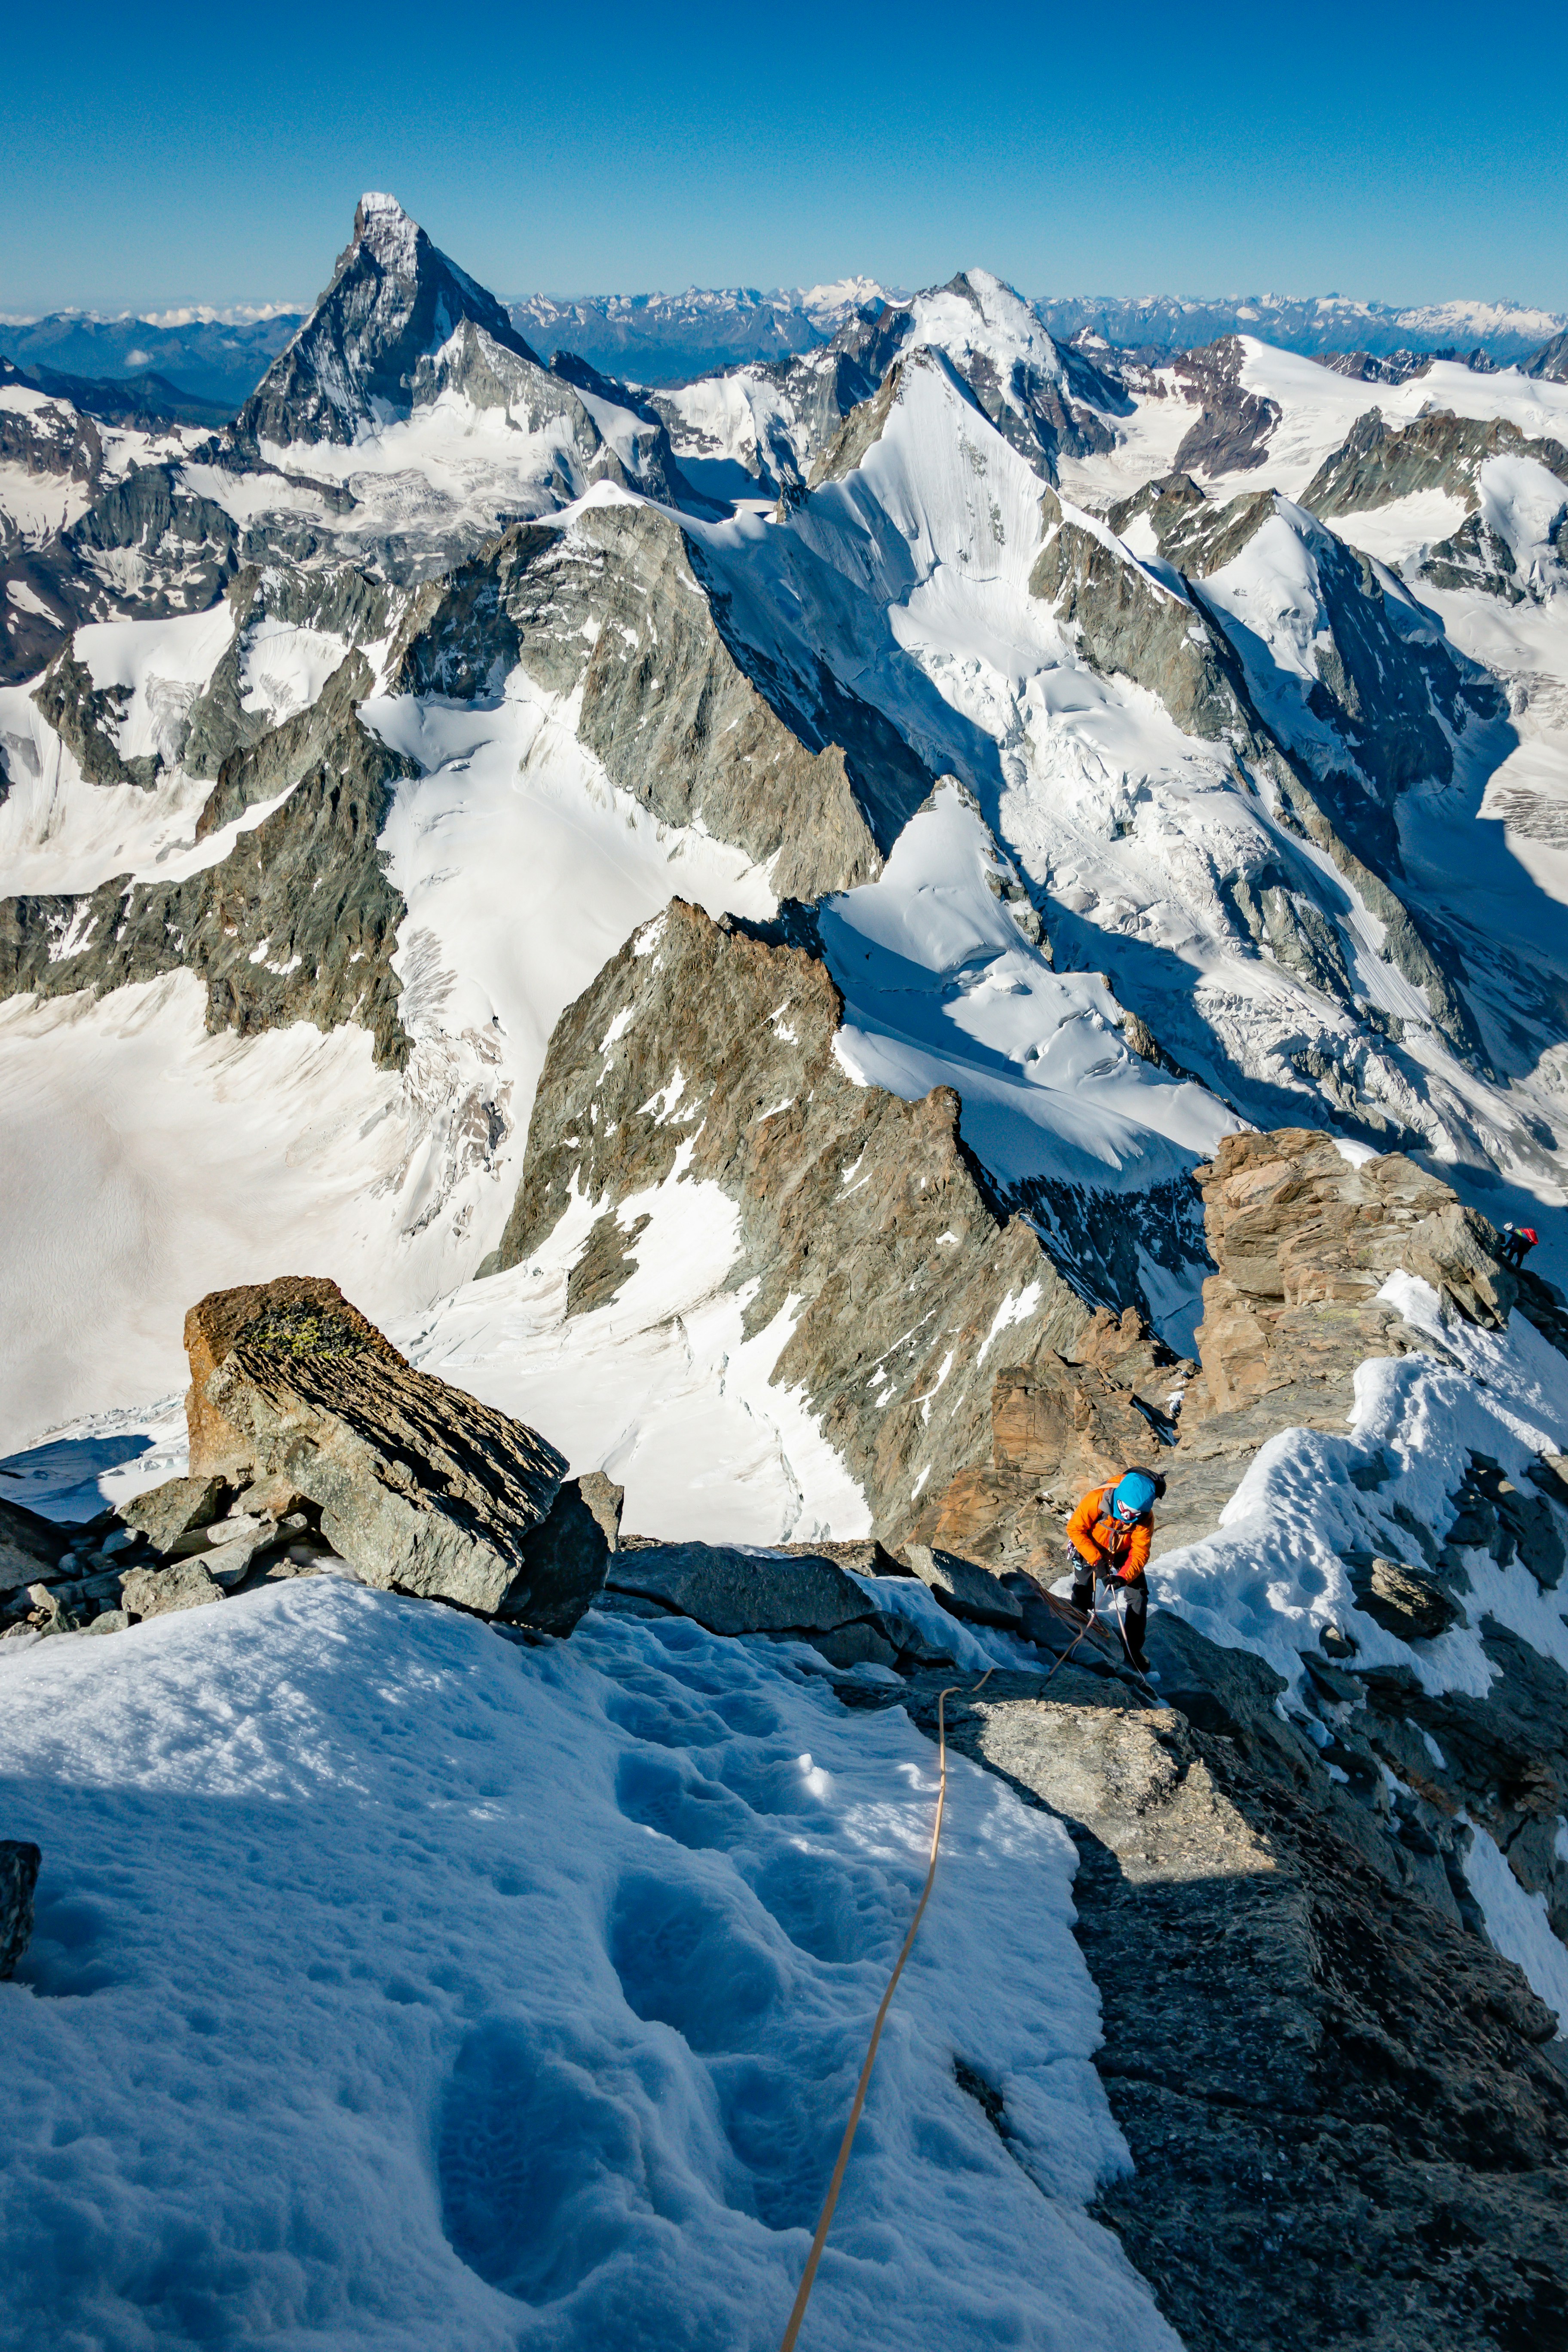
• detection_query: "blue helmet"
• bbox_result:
[1112,1470,1158,1519]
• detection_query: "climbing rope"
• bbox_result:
[776,1665,995,2352]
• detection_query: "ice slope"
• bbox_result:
[819,781,1237,1194]
[0,1580,1178,2352]
[907,270,1072,401]
[748,345,1491,1188]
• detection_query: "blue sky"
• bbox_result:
[4,0,1566,313]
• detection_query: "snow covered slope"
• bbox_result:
[0,1581,1176,2352]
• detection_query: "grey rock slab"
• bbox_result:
[604,1542,876,1638]
[496,1479,610,1638]
[120,1560,224,1619]
[119,1476,230,1555]
[0,1841,41,1978]
[887,1666,1568,2351]
[1352,1555,1464,1641]
[904,1542,1023,1629]
[576,1471,625,1554]
[83,1609,129,1635]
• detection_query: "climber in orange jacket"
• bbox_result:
[1067,1468,1162,1674]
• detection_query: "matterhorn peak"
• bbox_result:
[235,191,540,448]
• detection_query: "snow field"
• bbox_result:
[820,781,1237,1198]
[0,1581,1177,2352]
[0,653,775,1456]
[404,1168,873,1543]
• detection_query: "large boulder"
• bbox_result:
[180,1276,602,1628]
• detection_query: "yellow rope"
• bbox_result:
[777,1666,995,2352]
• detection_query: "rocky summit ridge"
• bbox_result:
[4,192,1568,2352]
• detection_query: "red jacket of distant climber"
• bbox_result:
[1067,1484,1152,1581]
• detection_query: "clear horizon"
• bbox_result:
[3,0,1566,316]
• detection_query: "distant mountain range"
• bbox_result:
[4,284,1563,411]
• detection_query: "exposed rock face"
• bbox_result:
[1301,407,1568,520]
[236,193,545,449]
[32,642,160,787]
[494,897,1103,1537]
[603,1538,966,1668]
[388,500,931,896]
[182,562,392,792]
[903,1541,1022,1627]
[119,1476,227,1554]
[890,1661,1568,2352]
[1140,1126,1568,1969]
[1154,1129,1518,1557]
[0,695,414,1069]
[1523,328,1568,383]
[1185,1128,1516,1422]
[925,272,1121,479]
[0,1498,69,1595]
[1170,337,1282,477]
[907,1312,1182,1573]
[1030,487,1262,744]
[181,1276,599,1626]
[0,1841,41,1979]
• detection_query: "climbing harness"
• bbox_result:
[776,1666,995,2352]
[1035,1574,1161,1708]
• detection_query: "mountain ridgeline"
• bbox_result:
[4,193,1568,2352]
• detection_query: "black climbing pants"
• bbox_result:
[1071,1569,1148,1663]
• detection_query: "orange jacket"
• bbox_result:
[1067,1484,1152,1581]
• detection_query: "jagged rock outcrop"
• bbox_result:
[1523,328,1568,383]
[1301,407,1568,519]
[904,1309,1183,1572]
[0,696,415,1067]
[1155,1128,1519,1554]
[1030,486,1263,744]
[1188,1127,1515,1406]
[492,896,1133,1537]
[181,1276,603,1627]
[1170,337,1282,476]
[389,500,932,895]
[1139,1126,1568,1981]
[180,561,392,788]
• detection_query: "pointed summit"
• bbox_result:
[236,193,543,449]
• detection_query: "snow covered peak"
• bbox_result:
[352,192,420,273]
[911,270,1068,387]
